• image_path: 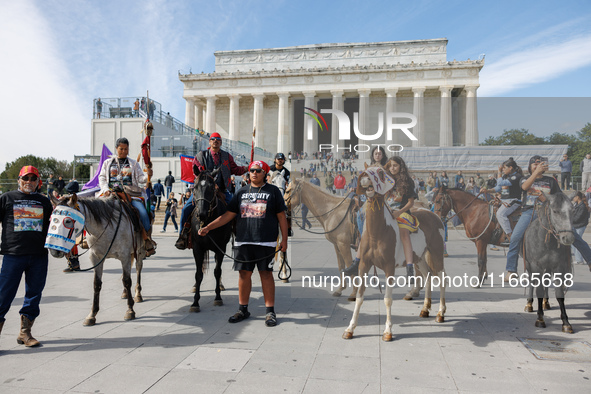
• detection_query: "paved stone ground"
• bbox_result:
[1,228,591,393]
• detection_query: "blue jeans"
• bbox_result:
[166,186,172,198]
[0,254,48,322]
[572,226,587,263]
[131,199,151,231]
[506,209,591,272]
[163,211,178,231]
[180,190,232,229]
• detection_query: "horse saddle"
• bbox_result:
[489,204,521,246]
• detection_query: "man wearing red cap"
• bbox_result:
[0,166,53,347]
[198,161,288,327]
[176,132,247,249]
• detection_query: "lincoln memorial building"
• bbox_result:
[179,38,483,158]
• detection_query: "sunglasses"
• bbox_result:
[21,175,38,182]
[249,168,263,174]
[210,137,221,141]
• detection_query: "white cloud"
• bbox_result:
[0,0,88,172]
[479,34,591,96]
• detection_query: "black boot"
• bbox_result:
[343,258,360,277]
[175,226,190,250]
[406,264,415,286]
[63,257,80,273]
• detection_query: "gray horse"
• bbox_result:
[521,192,575,333]
[49,194,146,325]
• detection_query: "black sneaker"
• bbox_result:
[228,310,250,323]
[342,259,359,277]
[265,312,277,327]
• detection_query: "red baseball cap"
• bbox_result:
[210,132,222,140]
[249,160,270,174]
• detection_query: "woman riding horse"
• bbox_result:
[98,137,155,256]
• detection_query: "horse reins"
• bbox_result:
[435,189,495,241]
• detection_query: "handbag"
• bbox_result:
[124,185,144,197]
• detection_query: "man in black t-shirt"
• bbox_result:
[198,161,288,327]
[0,165,53,347]
[269,153,290,185]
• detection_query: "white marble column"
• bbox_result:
[465,85,479,146]
[185,98,195,129]
[385,88,398,146]
[412,87,426,147]
[303,91,317,156]
[357,88,371,160]
[228,94,240,141]
[252,94,265,147]
[194,102,203,130]
[439,86,453,147]
[205,95,217,134]
[330,90,344,157]
[277,93,290,154]
[202,106,207,131]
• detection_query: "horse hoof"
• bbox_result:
[191,287,197,293]
[419,310,429,318]
[124,311,136,320]
[543,301,551,310]
[562,324,574,334]
[219,284,226,291]
[332,291,342,297]
[524,304,533,313]
[535,319,546,328]
[382,333,393,342]
[435,314,445,323]
[190,306,200,313]
[342,331,353,340]
[403,295,413,301]
[83,318,96,326]
[281,279,289,283]
[347,297,356,302]
[121,291,128,299]
[134,295,143,303]
[213,300,223,306]
[409,289,420,298]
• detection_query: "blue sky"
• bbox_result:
[1,0,590,170]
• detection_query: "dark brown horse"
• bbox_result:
[432,186,503,287]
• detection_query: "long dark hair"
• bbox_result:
[370,146,388,166]
[502,158,523,176]
[385,156,413,196]
[574,191,590,212]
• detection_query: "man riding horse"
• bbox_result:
[98,137,155,256]
[176,132,247,250]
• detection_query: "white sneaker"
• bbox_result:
[160,229,166,233]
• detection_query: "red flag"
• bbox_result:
[141,135,151,166]
[180,154,195,184]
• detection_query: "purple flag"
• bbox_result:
[82,144,112,190]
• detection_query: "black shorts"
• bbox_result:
[233,245,276,272]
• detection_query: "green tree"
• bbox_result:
[482,129,545,146]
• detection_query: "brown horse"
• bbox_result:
[284,179,357,297]
[343,167,446,341]
[432,186,517,287]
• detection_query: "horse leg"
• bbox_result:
[331,244,346,297]
[525,275,534,312]
[404,260,424,300]
[213,252,223,306]
[83,263,103,326]
[556,284,573,333]
[420,274,432,318]
[535,289,546,328]
[436,271,446,323]
[122,259,135,321]
[475,240,488,288]
[382,278,394,342]
[343,280,366,339]
[191,251,204,312]
[134,254,144,303]
[543,287,551,310]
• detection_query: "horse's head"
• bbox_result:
[45,193,85,259]
[268,170,286,196]
[284,178,300,209]
[357,163,389,199]
[432,186,451,218]
[193,168,220,223]
[542,191,574,246]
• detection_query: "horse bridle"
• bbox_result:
[538,203,573,244]
[193,174,220,227]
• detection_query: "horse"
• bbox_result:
[48,194,145,325]
[268,170,287,195]
[522,192,575,333]
[343,166,447,341]
[189,168,232,312]
[284,178,357,297]
[432,186,514,287]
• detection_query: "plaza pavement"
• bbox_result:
[0,228,591,393]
